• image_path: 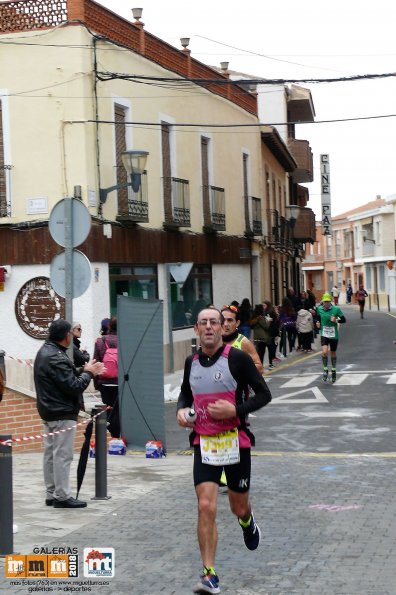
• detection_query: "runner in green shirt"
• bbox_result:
[316,293,346,383]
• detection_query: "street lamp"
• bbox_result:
[99,150,149,204]
[286,204,300,228]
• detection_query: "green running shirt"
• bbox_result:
[317,304,344,341]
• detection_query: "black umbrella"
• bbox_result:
[76,417,94,499]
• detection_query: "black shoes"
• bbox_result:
[45,499,54,506]
[53,497,87,508]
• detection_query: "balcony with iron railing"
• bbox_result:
[203,186,226,232]
[251,196,262,236]
[116,171,149,223]
[163,177,190,228]
[279,216,293,250]
[267,208,280,246]
[266,209,293,251]
[172,177,190,226]
[0,192,7,217]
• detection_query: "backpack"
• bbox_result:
[101,338,118,379]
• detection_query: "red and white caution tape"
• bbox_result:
[0,406,110,447]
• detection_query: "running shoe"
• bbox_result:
[331,369,336,383]
[193,570,220,594]
[239,512,261,550]
[322,369,329,382]
[268,364,274,369]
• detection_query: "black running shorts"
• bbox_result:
[193,445,251,493]
[321,336,338,351]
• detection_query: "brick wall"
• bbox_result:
[0,387,89,454]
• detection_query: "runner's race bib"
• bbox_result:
[323,325,336,338]
[200,429,240,466]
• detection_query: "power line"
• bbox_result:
[97,71,396,85]
[87,113,396,129]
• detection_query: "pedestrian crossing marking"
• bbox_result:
[272,386,328,405]
[335,373,368,386]
[277,373,372,388]
[386,373,396,384]
[281,375,320,388]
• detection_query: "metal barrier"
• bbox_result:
[0,435,13,555]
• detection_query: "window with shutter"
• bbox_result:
[115,104,128,215]
[161,122,172,223]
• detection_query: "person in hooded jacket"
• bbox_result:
[296,308,314,352]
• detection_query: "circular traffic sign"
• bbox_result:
[49,198,91,247]
[50,250,92,298]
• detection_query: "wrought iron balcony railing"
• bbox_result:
[251,196,262,236]
[117,171,149,223]
[203,185,226,232]
[171,177,190,226]
[163,177,190,228]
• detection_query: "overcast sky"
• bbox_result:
[96,0,396,218]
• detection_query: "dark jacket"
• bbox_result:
[73,336,90,368]
[34,340,93,422]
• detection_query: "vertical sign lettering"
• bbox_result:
[321,154,332,236]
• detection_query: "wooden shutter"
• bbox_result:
[115,105,128,215]
[201,137,210,226]
[161,123,172,222]
[243,153,251,233]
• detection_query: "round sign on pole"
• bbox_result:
[49,198,91,247]
[50,250,92,298]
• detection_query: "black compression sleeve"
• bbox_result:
[176,355,194,411]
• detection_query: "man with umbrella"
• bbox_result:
[34,319,104,508]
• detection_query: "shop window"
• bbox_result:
[109,265,158,315]
[170,264,212,329]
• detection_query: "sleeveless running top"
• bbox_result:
[189,344,251,447]
[232,334,245,350]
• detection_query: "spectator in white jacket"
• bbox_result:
[296,308,314,352]
[331,285,340,305]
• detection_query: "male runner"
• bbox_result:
[177,308,272,594]
[316,293,346,383]
[221,305,263,375]
[219,304,263,488]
